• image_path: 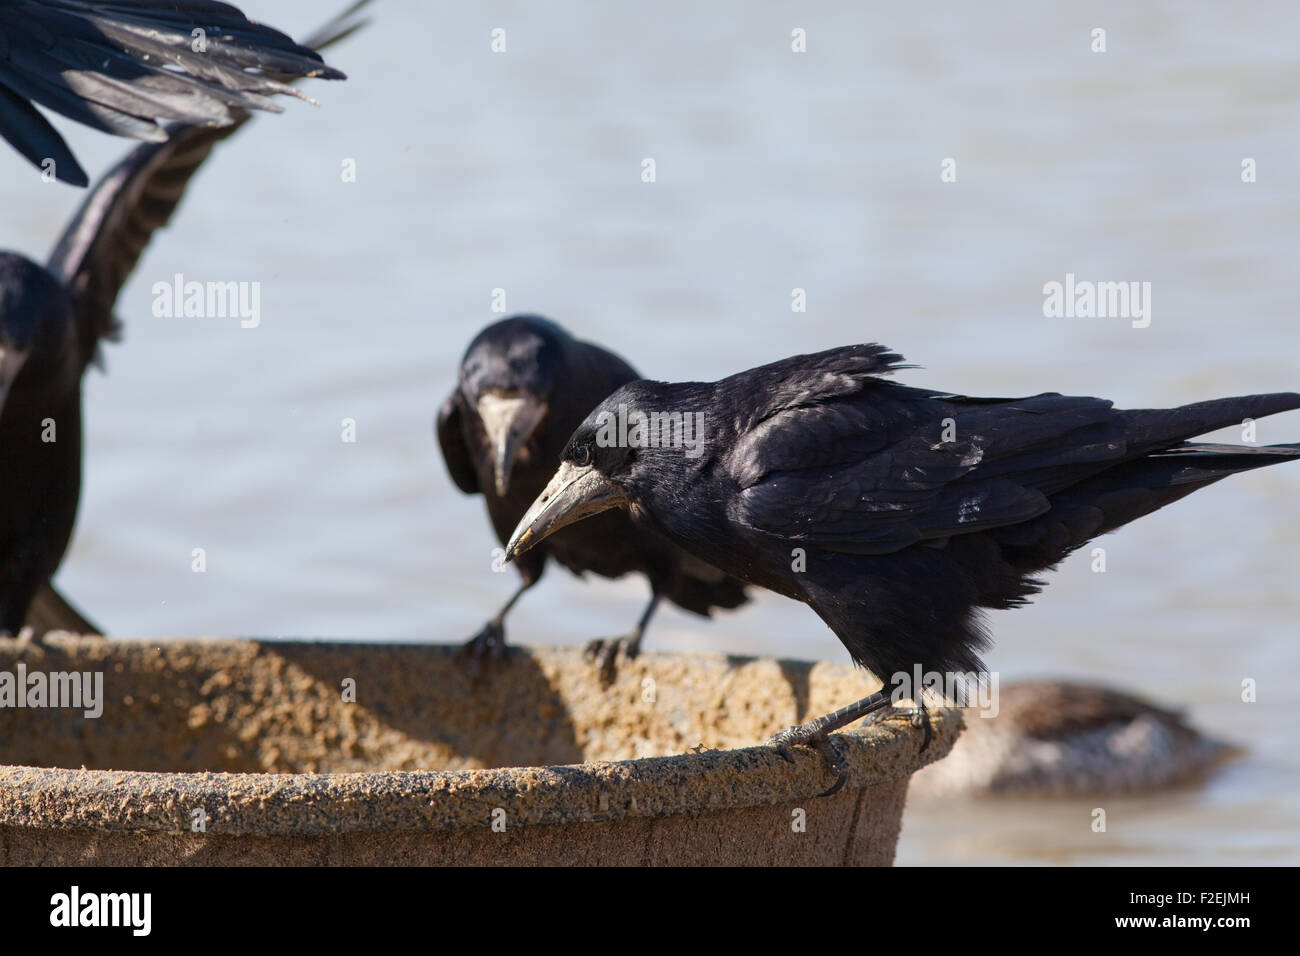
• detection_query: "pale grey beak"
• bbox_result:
[504,460,627,561]
[0,346,28,415]
[477,393,547,496]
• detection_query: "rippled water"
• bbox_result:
[2,1,1296,865]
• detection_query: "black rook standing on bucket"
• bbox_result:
[503,343,1300,790]
[437,315,748,676]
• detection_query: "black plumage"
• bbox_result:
[0,6,365,635]
[0,0,347,186]
[505,343,1300,786]
[438,315,748,673]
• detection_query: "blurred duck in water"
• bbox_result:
[909,680,1241,798]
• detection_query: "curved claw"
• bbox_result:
[768,724,849,795]
[813,736,849,797]
[767,728,799,765]
[913,706,933,752]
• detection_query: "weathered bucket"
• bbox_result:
[0,636,958,865]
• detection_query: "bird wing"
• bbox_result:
[0,0,344,185]
[437,392,480,494]
[44,3,369,366]
[720,343,909,433]
[722,348,1128,554]
[46,120,240,365]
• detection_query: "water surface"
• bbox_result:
[2,0,1296,865]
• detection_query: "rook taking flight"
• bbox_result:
[0,5,365,635]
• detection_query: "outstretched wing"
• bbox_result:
[0,0,346,185]
[46,120,241,366]
[44,2,370,367]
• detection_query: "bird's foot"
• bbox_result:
[768,722,851,797]
[584,633,642,686]
[765,689,896,797]
[458,619,509,676]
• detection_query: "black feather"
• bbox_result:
[439,315,749,656]
[541,344,1300,692]
[1,6,368,634]
[0,0,347,184]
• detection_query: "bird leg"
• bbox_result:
[459,579,533,673]
[873,696,933,751]
[769,688,930,796]
[586,592,661,685]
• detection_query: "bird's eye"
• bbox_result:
[573,445,592,467]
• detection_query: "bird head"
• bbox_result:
[459,315,569,496]
[505,381,706,561]
[0,254,73,416]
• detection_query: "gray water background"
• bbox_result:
[2,1,1297,864]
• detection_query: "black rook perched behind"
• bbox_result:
[438,315,747,677]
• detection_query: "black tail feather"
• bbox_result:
[1120,393,1300,454]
